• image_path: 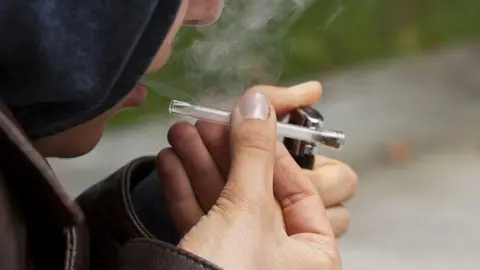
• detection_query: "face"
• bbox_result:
[33,0,224,158]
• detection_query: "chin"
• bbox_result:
[65,135,104,158]
[34,117,108,158]
[46,131,104,159]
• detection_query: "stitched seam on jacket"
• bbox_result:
[64,227,77,270]
[121,157,156,239]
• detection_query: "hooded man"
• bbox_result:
[0,0,357,269]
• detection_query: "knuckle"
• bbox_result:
[314,158,358,201]
[195,120,226,140]
[168,121,198,145]
[194,120,212,131]
[340,163,358,198]
[157,147,173,163]
[156,148,177,173]
[331,207,351,237]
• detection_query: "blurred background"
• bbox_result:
[50,0,480,269]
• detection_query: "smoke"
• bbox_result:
[175,0,317,105]
[144,0,349,108]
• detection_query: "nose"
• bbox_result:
[184,0,224,26]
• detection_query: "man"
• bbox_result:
[0,0,357,269]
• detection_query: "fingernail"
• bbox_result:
[238,92,270,120]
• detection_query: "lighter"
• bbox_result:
[283,107,325,169]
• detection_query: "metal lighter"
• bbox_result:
[283,107,324,170]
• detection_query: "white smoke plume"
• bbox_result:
[144,0,348,107]
[178,0,317,104]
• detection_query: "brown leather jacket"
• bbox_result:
[0,103,222,269]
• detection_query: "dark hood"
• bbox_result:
[0,0,181,139]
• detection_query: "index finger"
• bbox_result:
[247,81,322,119]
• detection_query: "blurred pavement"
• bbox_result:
[50,44,480,269]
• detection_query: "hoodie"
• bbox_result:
[0,0,185,247]
[0,0,181,139]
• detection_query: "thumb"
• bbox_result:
[223,91,277,207]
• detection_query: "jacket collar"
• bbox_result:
[0,100,83,226]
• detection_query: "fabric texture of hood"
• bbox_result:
[0,0,181,139]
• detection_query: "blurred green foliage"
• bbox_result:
[109,0,480,127]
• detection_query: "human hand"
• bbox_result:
[157,82,357,238]
[176,91,341,269]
